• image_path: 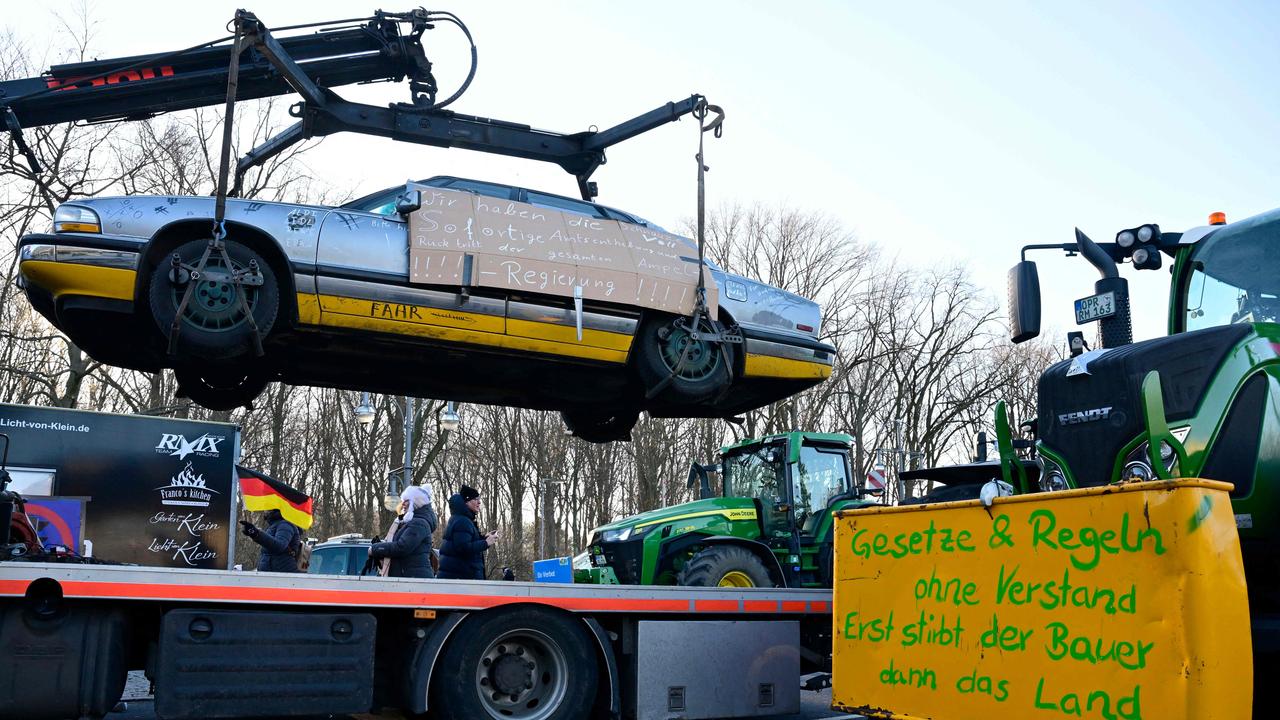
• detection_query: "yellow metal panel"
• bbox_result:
[295,293,321,324]
[507,317,633,353]
[743,353,832,380]
[831,480,1250,720]
[19,260,135,301]
[316,294,627,363]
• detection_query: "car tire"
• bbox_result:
[678,545,776,588]
[174,366,272,411]
[430,607,598,720]
[560,407,640,443]
[149,238,279,361]
[633,314,732,404]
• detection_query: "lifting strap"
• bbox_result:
[644,98,741,402]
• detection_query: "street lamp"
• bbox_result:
[353,392,375,427]
[439,401,460,433]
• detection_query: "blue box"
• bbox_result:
[532,556,573,583]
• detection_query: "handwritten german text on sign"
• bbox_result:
[831,480,1250,720]
[407,187,716,316]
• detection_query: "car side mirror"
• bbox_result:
[396,190,423,216]
[1008,260,1041,343]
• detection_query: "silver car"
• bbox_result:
[18,176,834,441]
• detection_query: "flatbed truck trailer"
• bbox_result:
[0,561,832,720]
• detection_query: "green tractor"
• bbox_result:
[582,432,878,588]
[950,207,1280,701]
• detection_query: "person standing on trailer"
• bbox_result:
[241,509,302,573]
[369,485,438,578]
[438,485,497,580]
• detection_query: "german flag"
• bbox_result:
[237,466,313,530]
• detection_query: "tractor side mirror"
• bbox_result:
[396,190,423,216]
[1008,261,1041,343]
[686,462,717,499]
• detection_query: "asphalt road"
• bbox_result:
[114,672,857,719]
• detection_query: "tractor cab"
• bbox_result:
[585,432,873,588]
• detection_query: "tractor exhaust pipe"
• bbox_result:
[1074,228,1132,348]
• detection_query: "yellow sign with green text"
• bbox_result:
[831,480,1250,720]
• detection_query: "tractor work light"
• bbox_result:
[1116,230,1136,248]
[53,205,101,233]
[1136,224,1156,243]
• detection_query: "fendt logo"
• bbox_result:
[156,433,225,459]
[1057,407,1113,426]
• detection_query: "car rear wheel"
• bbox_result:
[174,366,272,411]
[678,545,776,588]
[633,314,732,403]
[149,238,279,361]
[560,407,640,443]
[430,607,598,720]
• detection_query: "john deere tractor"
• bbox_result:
[583,432,877,588]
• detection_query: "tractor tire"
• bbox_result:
[174,366,272,411]
[149,238,279,361]
[633,314,732,404]
[430,607,598,720]
[560,407,640,443]
[901,483,982,505]
[678,545,776,588]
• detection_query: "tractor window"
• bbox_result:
[793,446,849,535]
[723,444,785,506]
[1184,214,1280,331]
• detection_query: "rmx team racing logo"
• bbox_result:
[156,462,221,508]
[156,433,224,459]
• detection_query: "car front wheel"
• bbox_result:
[633,315,732,404]
[149,238,279,361]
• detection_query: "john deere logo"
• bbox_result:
[1057,407,1113,426]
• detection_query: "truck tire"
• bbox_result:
[678,545,775,588]
[149,238,279,361]
[430,607,598,720]
[633,314,731,403]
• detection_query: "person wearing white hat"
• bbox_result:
[369,484,438,578]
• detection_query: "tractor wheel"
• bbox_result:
[633,314,731,404]
[560,407,640,443]
[678,545,775,588]
[174,366,272,411]
[430,607,598,720]
[149,238,279,361]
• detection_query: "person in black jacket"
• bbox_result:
[438,485,497,580]
[369,485,438,578]
[240,509,301,573]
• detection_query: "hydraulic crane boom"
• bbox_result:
[0,8,704,200]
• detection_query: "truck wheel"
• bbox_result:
[633,314,731,403]
[431,607,598,720]
[149,238,279,361]
[174,366,272,411]
[560,407,640,443]
[678,545,775,588]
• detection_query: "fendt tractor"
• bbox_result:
[1004,207,1280,686]
[583,432,876,589]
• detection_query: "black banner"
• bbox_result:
[0,403,237,569]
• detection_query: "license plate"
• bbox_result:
[1074,291,1116,324]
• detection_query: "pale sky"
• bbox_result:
[7,1,1279,341]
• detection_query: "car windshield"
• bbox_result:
[1184,210,1280,331]
[341,187,401,216]
[307,545,352,575]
